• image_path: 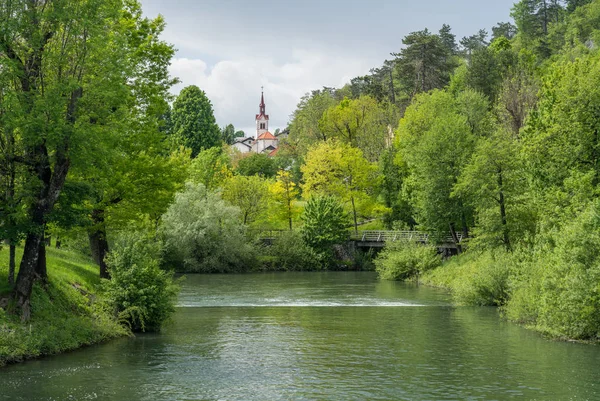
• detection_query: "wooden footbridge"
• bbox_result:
[349,230,464,249]
[253,230,464,250]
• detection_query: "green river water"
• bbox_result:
[1,272,599,400]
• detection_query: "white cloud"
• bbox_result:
[169,50,375,136]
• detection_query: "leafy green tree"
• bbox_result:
[301,196,349,256]
[222,175,271,225]
[301,141,377,233]
[288,89,337,154]
[270,170,300,230]
[171,85,221,157]
[221,124,244,145]
[0,0,163,317]
[439,24,458,56]
[161,183,256,273]
[318,96,394,162]
[455,130,533,250]
[379,147,416,229]
[189,147,232,190]
[103,232,179,332]
[396,90,486,238]
[236,153,278,178]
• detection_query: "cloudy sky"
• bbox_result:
[140,0,516,136]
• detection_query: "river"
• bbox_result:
[1,272,599,400]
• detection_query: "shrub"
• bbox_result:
[505,201,600,340]
[161,182,257,273]
[268,230,321,271]
[375,241,441,281]
[103,232,179,332]
[301,196,349,264]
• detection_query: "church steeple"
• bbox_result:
[259,89,266,116]
[256,87,269,137]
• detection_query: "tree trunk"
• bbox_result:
[449,222,462,255]
[8,245,16,286]
[14,232,44,321]
[351,196,358,234]
[55,238,61,249]
[36,240,47,283]
[89,209,110,279]
[497,168,511,251]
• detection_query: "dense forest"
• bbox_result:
[2,0,600,347]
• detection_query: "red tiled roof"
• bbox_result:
[257,131,277,140]
[268,147,279,157]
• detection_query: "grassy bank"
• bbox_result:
[0,247,128,367]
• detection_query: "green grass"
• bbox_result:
[0,246,128,367]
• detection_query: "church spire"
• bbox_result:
[259,87,266,116]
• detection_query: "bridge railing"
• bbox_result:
[349,230,463,244]
[249,229,464,245]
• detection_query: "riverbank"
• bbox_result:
[420,249,600,343]
[0,247,128,367]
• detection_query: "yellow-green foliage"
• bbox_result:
[0,248,127,367]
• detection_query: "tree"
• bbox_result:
[455,130,532,250]
[221,124,244,145]
[236,153,278,178]
[189,147,232,190]
[492,22,518,40]
[0,0,151,318]
[439,24,458,56]
[270,170,300,230]
[318,96,395,162]
[161,183,255,273]
[288,89,337,154]
[393,29,457,97]
[301,196,349,255]
[170,85,221,157]
[396,90,486,238]
[301,141,377,233]
[460,29,489,59]
[222,175,271,225]
[78,4,186,279]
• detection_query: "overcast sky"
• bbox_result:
[140,0,516,136]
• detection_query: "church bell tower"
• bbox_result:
[256,88,269,137]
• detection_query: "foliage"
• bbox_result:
[505,201,600,340]
[170,85,221,157]
[302,141,378,232]
[103,232,179,332]
[222,175,271,226]
[301,196,349,255]
[422,251,512,306]
[267,231,321,271]
[318,96,392,161]
[161,183,256,273]
[189,147,232,190]
[0,247,127,367]
[270,170,301,230]
[288,89,337,154]
[375,241,441,281]
[236,153,279,178]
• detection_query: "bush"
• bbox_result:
[301,196,349,267]
[267,231,321,271]
[421,250,512,306]
[161,182,257,273]
[504,201,600,340]
[375,241,441,281]
[103,232,179,332]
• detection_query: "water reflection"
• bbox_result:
[1,272,599,400]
